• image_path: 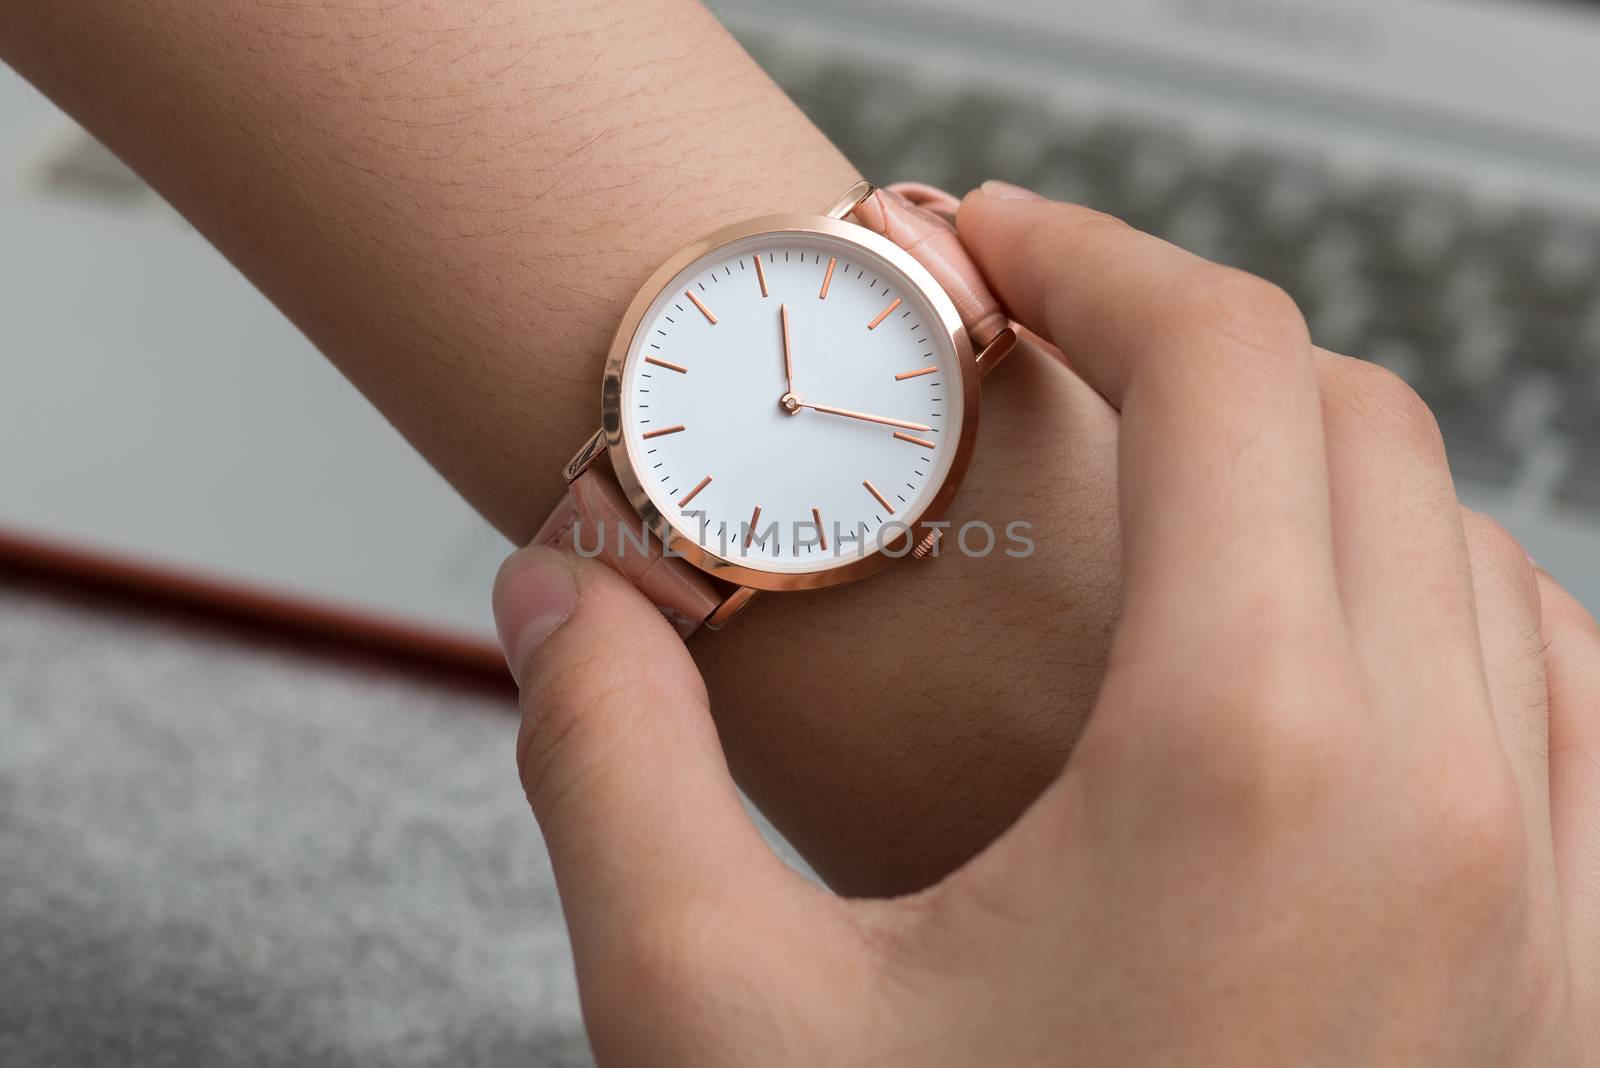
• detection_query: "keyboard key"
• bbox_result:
[1444,436,1524,489]
[892,116,967,191]
[1120,135,1194,216]
[1366,335,1424,383]
[1027,149,1106,209]
[1307,281,1377,355]
[1164,187,1231,261]
[899,92,1013,192]
[1507,312,1600,377]
[1355,178,1471,275]
[1493,208,1600,301]
[1552,384,1600,439]
[1447,441,1524,489]
[1420,382,1524,488]
[1215,147,1328,236]
[1445,315,1513,388]
[1556,443,1600,512]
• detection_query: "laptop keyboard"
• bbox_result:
[747,36,1600,515]
[28,43,1600,515]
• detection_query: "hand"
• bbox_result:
[493,184,1600,1065]
[1,0,1128,896]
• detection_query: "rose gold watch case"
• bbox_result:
[601,211,981,593]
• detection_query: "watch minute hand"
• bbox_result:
[780,303,796,394]
[801,402,931,433]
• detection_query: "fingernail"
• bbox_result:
[980,179,1044,201]
[493,546,578,684]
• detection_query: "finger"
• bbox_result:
[1315,352,1503,734]
[493,545,801,956]
[1537,568,1600,1014]
[959,184,1343,684]
[1458,509,1551,858]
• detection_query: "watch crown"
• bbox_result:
[911,528,943,560]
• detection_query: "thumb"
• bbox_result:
[492,545,791,950]
[955,179,1208,412]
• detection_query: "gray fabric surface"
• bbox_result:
[0,574,593,1067]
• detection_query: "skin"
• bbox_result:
[7,1,1597,1056]
[495,186,1600,1066]
[0,0,1120,896]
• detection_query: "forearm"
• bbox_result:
[0,0,1121,894]
[1,0,852,521]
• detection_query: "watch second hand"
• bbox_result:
[780,302,796,394]
[800,402,931,433]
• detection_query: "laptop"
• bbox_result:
[0,75,512,669]
[716,0,1600,608]
[3,0,1597,667]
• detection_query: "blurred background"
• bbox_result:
[4,0,1599,1064]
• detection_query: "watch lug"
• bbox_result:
[975,326,1017,379]
[562,426,606,482]
[704,586,759,630]
[822,180,874,220]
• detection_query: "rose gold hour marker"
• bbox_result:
[895,365,938,381]
[867,297,902,330]
[642,424,686,439]
[678,475,712,508]
[686,290,717,324]
[812,507,828,551]
[753,254,769,297]
[744,505,762,548]
[863,480,896,515]
[894,431,937,449]
[819,256,836,299]
[645,356,688,374]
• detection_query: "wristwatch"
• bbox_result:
[536,180,1016,636]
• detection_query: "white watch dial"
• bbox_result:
[618,229,965,575]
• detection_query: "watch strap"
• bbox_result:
[532,469,723,638]
[850,183,1009,349]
